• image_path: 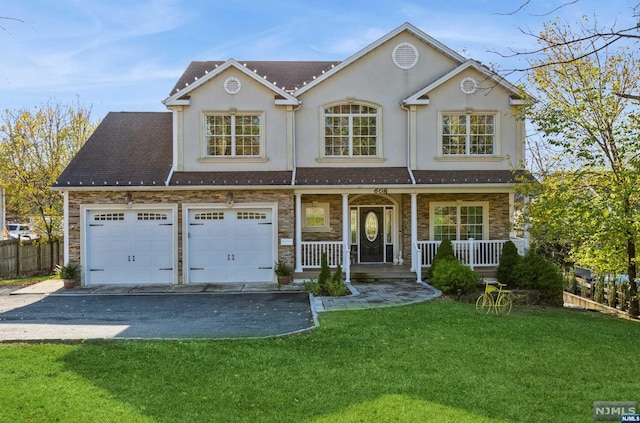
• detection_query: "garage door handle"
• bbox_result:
[259,266,273,270]
[159,268,173,271]
[228,254,235,261]
[191,267,204,270]
[90,268,104,272]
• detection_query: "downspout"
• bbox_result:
[166,105,180,186]
[401,101,416,185]
[164,165,175,187]
[401,101,419,279]
[290,101,302,186]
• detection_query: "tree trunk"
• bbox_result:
[627,240,638,317]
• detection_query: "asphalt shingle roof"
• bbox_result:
[169,171,293,186]
[295,167,413,185]
[412,170,530,185]
[169,61,340,96]
[54,112,173,187]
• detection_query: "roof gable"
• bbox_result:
[164,60,338,106]
[403,60,523,105]
[293,22,467,96]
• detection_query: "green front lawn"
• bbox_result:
[0,300,638,422]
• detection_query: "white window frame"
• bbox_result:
[302,202,331,232]
[429,201,489,241]
[322,102,381,158]
[439,111,499,157]
[203,112,264,158]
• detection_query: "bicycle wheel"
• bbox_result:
[495,293,513,315]
[475,293,493,314]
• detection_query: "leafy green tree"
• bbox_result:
[520,18,640,316]
[0,99,98,239]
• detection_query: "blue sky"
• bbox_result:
[1,0,637,120]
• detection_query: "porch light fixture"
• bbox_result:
[124,193,133,205]
[226,191,234,205]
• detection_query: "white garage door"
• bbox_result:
[187,208,274,283]
[86,210,175,285]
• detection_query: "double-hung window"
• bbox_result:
[431,203,487,241]
[205,113,262,157]
[302,203,330,232]
[441,113,495,156]
[324,103,378,157]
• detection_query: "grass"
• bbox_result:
[0,299,638,422]
[0,274,52,286]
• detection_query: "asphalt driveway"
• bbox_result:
[0,292,314,341]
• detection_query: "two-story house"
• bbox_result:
[54,23,528,287]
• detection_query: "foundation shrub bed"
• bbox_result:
[430,258,481,295]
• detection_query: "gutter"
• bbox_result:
[400,101,416,185]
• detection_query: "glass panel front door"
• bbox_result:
[359,207,384,262]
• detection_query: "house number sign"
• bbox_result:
[373,188,388,194]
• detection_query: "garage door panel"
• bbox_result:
[86,209,175,285]
[187,208,274,284]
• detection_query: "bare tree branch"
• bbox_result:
[0,16,24,32]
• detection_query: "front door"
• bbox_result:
[359,207,384,262]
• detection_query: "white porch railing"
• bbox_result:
[416,238,528,270]
[301,241,343,268]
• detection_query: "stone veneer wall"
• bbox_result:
[67,189,294,283]
[300,193,397,243]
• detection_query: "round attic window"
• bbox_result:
[392,42,419,69]
[460,77,478,94]
[224,77,241,94]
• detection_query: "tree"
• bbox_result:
[0,99,98,239]
[520,19,640,316]
[499,2,640,99]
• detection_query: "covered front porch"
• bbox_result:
[292,190,528,283]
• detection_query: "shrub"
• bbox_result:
[512,250,564,305]
[430,258,480,295]
[304,262,349,297]
[565,269,577,294]
[619,282,630,311]
[594,276,605,304]
[606,278,618,308]
[302,279,322,296]
[497,241,521,286]
[327,264,349,297]
[317,253,331,294]
[429,239,455,277]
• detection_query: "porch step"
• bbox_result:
[295,264,419,283]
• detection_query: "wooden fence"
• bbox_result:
[0,238,62,279]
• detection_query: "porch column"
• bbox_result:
[295,193,302,273]
[410,193,418,273]
[342,193,350,283]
